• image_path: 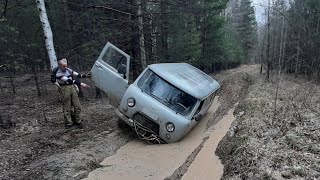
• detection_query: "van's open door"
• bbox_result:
[91,42,130,108]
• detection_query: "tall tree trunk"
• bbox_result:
[8,67,16,95]
[281,24,287,71]
[272,34,278,67]
[63,3,73,57]
[147,2,158,63]
[260,28,267,74]
[130,0,140,81]
[274,17,286,116]
[33,68,41,96]
[266,0,271,80]
[137,0,147,69]
[201,0,208,69]
[151,21,158,63]
[36,0,57,70]
[160,0,168,62]
[295,31,300,78]
[279,17,287,71]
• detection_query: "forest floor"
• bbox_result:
[0,65,319,180]
[216,67,320,180]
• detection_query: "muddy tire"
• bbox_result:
[118,118,130,130]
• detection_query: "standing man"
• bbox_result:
[56,58,89,129]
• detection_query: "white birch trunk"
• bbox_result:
[137,0,147,69]
[36,0,58,70]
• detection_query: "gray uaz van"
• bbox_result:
[91,42,220,143]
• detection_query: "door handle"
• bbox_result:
[95,64,102,68]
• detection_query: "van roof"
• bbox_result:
[148,63,220,100]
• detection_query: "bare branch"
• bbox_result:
[0,0,8,19]
[57,0,134,16]
[253,2,301,44]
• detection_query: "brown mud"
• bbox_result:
[0,65,259,180]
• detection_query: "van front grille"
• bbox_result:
[132,113,159,135]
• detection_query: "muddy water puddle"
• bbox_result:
[182,106,237,180]
[84,97,235,180]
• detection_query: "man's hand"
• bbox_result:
[85,72,91,78]
[80,82,90,88]
[54,82,61,89]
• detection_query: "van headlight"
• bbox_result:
[127,98,136,107]
[166,122,175,132]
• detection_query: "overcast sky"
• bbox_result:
[253,0,268,24]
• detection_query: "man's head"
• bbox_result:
[58,58,68,72]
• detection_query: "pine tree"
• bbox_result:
[235,0,257,62]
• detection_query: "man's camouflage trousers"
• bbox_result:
[60,85,81,125]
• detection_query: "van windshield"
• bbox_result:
[138,69,197,116]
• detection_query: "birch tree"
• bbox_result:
[36,0,57,70]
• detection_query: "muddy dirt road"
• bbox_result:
[83,64,256,180]
[84,100,238,180]
[84,98,225,180]
[182,106,237,180]
[0,65,258,180]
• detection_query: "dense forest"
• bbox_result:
[0,0,256,76]
[0,1,320,179]
[257,0,320,80]
[0,0,319,80]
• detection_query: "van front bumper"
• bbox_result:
[115,108,134,127]
[115,108,166,143]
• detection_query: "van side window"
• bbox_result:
[195,101,204,114]
[210,92,216,102]
[203,93,214,108]
[195,92,215,115]
[102,48,127,71]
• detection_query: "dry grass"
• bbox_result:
[216,73,320,180]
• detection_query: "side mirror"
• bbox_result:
[117,64,127,79]
[193,113,203,121]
